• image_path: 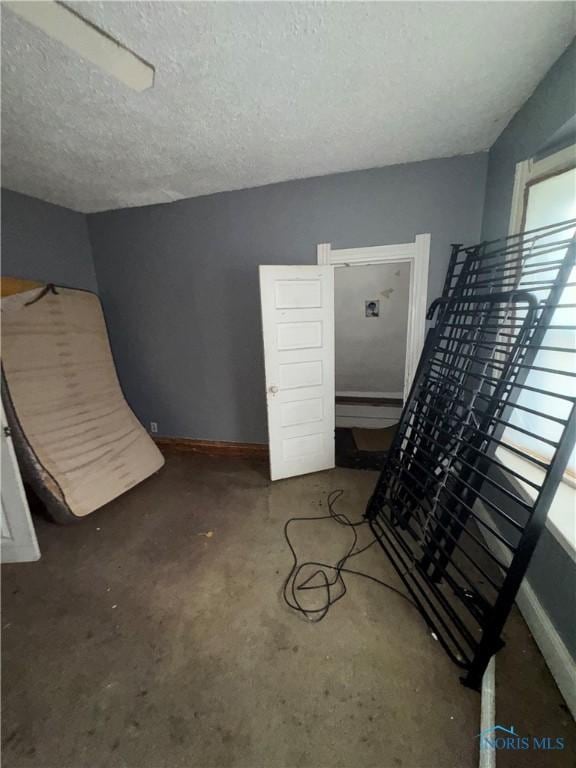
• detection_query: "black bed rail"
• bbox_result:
[365,218,576,689]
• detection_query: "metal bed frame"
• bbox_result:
[365,219,576,689]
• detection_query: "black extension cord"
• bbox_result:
[282,489,416,622]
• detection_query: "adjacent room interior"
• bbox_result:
[1,3,575,767]
[335,256,412,468]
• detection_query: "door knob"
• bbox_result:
[268,385,279,394]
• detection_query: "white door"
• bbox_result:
[1,406,40,563]
[259,265,335,481]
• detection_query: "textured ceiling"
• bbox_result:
[2,2,574,213]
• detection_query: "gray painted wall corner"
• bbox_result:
[481,39,576,241]
[1,188,98,292]
[87,152,488,444]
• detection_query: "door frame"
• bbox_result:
[1,403,40,563]
[317,233,431,400]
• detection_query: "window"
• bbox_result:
[498,145,576,556]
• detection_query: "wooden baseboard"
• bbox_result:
[153,436,269,460]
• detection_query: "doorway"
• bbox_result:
[334,261,409,468]
[317,235,430,470]
[258,235,430,482]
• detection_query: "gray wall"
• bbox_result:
[481,40,576,660]
[88,152,488,443]
[335,262,410,394]
[482,39,576,241]
[1,188,97,292]
[526,530,576,660]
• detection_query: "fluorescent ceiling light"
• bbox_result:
[5,1,155,91]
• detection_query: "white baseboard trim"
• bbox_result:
[336,390,404,400]
[476,503,576,719]
[516,573,576,719]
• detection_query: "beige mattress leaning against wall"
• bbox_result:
[1,283,165,518]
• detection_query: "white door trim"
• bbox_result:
[1,405,40,563]
[317,234,431,400]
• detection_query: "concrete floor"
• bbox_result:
[2,450,574,768]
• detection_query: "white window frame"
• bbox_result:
[500,144,576,562]
[317,234,431,402]
[508,144,576,235]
